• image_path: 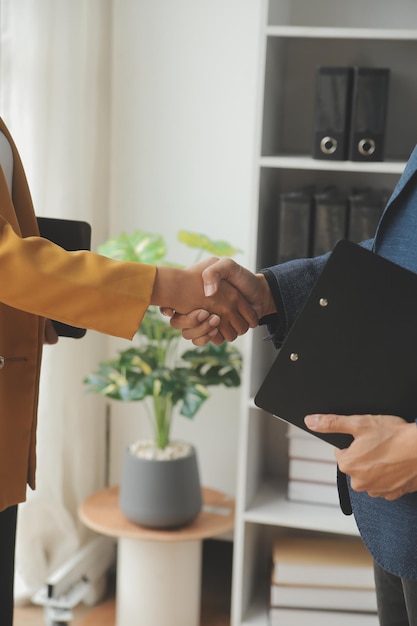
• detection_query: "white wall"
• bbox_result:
[106,0,263,496]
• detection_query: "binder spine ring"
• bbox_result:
[320,136,338,155]
[358,138,376,156]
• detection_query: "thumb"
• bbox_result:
[202,258,240,297]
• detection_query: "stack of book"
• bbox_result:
[287,425,339,507]
[269,534,378,625]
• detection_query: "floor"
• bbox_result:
[14,539,232,626]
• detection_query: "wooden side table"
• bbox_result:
[79,486,234,626]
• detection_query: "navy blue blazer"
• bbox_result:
[263,144,417,579]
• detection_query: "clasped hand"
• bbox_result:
[160,257,276,345]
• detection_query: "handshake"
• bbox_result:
[150,257,277,345]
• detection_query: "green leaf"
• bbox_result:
[177,230,242,257]
[138,307,182,343]
[181,343,242,387]
[98,231,167,265]
[180,383,209,419]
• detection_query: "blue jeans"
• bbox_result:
[374,560,417,626]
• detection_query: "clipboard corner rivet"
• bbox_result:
[290,353,299,362]
[319,298,328,307]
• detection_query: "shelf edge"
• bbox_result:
[266,25,417,40]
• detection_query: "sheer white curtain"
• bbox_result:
[0,0,114,602]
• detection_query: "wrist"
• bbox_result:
[150,266,183,309]
[256,273,277,317]
[151,266,204,313]
[394,421,417,466]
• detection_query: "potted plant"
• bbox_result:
[84,230,243,529]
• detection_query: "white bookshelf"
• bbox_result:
[231,1,417,624]
[259,156,406,174]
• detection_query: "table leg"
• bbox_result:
[116,538,202,626]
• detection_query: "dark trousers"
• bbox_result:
[375,560,417,626]
[0,505,17,626]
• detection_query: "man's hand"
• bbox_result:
[201,258,275,318]
[160,258,276,345]
[305,413,417,500]
[151,258,258,343]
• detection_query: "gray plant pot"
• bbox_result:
[119,442,202,529]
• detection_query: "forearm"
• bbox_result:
[0,222,155,339]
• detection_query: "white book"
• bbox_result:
[289,458,337,485]
[287,424,313,438]
[287,426,336,463]
[270,583,377,612]
[272,535,375,589]
[288,479,339,507]
[269,607,379,626]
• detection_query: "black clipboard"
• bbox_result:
[37,217,92,338]
[254,240,417,448]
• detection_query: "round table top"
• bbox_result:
[79,485,235,542]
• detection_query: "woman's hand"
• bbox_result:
[305,413,417,500]
[161,308,224,345]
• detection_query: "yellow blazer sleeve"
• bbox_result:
[0,117,156,341]
[0,217,156,339]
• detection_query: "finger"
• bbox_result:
[383,490,406,501]
[218,321,238,343]
[182,315,220,341]
[214,282,258,333]
[169,309,210,331]
[366,488,399,500]
[208,329,225,345]
[191,328,224,347]
[224,315,249,338]
[304,413,360,437]
[202,258,239,296]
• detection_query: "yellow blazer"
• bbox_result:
[0,119,156,511]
